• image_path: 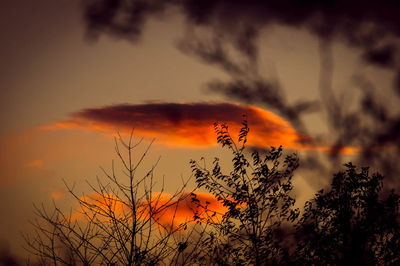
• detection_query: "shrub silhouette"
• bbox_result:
[188,119,300,265]
[295,163,400,265]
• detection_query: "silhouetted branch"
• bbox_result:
[24,133,198,265]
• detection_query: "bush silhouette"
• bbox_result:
[189,119,299,265]
[295,163,400,265]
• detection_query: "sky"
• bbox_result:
[1,0,400,261]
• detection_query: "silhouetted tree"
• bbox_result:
[189,119,300,265]
[295,163,400,265]
[23,122,400,265]
[24,132,196,265]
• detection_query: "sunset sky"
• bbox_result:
[1,0,399,259]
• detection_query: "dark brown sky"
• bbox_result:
[1,0,399,261]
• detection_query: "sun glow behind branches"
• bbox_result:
[70,191,228,230]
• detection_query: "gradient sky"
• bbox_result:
[0,0,397,260]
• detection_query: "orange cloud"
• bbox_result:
[41,102,317,150]
[70,191,228,230]
[50,188,66,200]
[70,192,131,222]
[146,192,228,229]
[24,159,43,168]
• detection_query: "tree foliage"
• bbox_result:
[295,163,400,265]
[189,119,300,265]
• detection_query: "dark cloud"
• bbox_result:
[43,102,322,150]
[71,101,282,128]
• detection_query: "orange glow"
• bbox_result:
[50,188,66,200]
[70,192,131,222]
[145,192,229,229]
[40,102,314,150]
[24,159,43,168]
[39,102,363,153]
[39,121,81,130]
[70,191,229,230]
